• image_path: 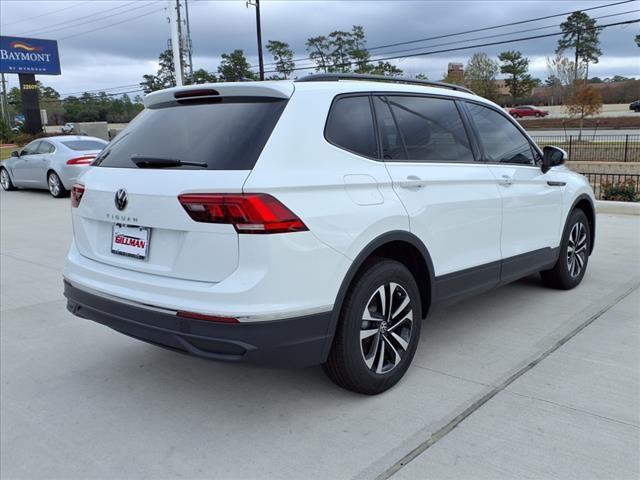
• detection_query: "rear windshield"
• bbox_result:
[94,97,287,170]
[63,140,107,151]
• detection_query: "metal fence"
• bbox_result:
[578,172,640,200]
[530,134,640,162]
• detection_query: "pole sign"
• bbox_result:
[0,36,61,75]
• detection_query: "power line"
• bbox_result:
[14,1,143,36]
[0,1,90,29]
[327,8,640,67]
[58,5,166,41]
[253,0,635,69]
[263,19,639,75]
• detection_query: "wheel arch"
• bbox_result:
[569,193,596,255]
[320,230,435,361]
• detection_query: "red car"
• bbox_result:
[509,105,549,118]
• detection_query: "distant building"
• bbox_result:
[447,62,464,84]
[493,79,510,95]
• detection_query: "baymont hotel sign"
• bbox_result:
[0,36,61,75]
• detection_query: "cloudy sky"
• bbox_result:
[1,0,638,97]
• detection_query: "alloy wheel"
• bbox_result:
[360,282,414,374]
[48,173,60,196]
[567,221,587,278]
[0,169,9,190]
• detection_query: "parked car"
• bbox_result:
[509,105,549,118]
[629,100,640,112]
[61,122,75,134]
[0,135,108,197]
[62,74,595,394]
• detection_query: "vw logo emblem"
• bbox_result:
[114,189,128,211]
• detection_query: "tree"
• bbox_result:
[266,40,295,79]
[306,36,330,73]
[546,54,585,87]
[367,61,403,76]
[556,11,601,81]
[498,50,536,102]
[327,30,353,72]
[217,49,256,81]
[564,84,602,140]
[141,49,176,93]
[588,76,604,84]
[464,53,499,101]
[189,68,217,84]
[414,73,428,80]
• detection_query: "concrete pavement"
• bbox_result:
[1,189,639,480]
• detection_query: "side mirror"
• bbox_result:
[10,150,20,158]
[541,146,567,173]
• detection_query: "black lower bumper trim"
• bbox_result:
[64,281,333,368]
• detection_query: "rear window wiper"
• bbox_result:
[130,155,208,169]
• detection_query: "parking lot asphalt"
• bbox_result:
[1,188,639,480]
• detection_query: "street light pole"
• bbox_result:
[247,0,264,80]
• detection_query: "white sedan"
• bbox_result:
[1,135,107,197]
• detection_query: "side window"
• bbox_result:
[467,103,536,165]
[373,96,406,160]
[21,141,41,155]
[325,96,377,158]
[37,141,55,154]
[384,96,474,162]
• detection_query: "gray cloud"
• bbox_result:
[2,0,638,94]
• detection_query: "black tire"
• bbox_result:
[323,258,422,395]
[540,209,590,290]
[0,167,16,191]
[512,113,519,118]
[47,171,68,198]
[535,112,541,117]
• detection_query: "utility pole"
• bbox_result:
[573,30,581,84]
[247,0,264,80]
[169,0,184,86]
[184,0,194,80]
[0,73,10,125]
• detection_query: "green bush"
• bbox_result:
[0,118,13,144]
[601,180,639,202]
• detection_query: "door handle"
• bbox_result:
[399,175,427,189]
[497,174,513,186]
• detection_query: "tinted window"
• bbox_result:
[95,98,287,170]
[467,103,535,165]
[21,141,41,155]
[385,96,473,162]
[373,96,406,160]
[63,140,107,151]
[325,96,377,158]
[37,141,55,154]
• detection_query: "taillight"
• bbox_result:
[66,155,96,165]
[178,193,308,234]
[71,184,85,208]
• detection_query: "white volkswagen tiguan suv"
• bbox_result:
[63,74,595,394]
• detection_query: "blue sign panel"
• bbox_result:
[0,36,61,75]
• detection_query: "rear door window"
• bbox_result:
[37,141,55,154]
[325,96,378,158]
[383,96,474,162]
[95,97,288,170]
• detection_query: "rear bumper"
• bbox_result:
[64,281,333,367]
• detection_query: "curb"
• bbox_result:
[596,200,640,216]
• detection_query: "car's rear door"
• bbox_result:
[463,101,563,281]
[375,94,503,301]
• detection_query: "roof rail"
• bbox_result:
[295,73,475,95]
